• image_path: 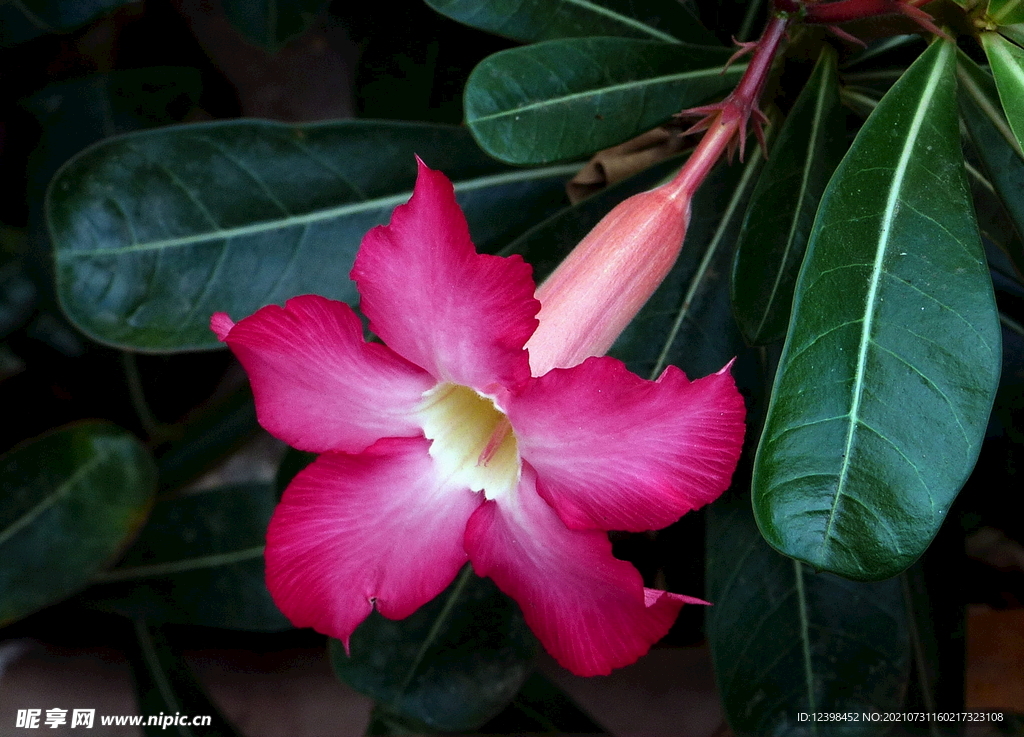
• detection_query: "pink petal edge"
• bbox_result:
[265,437,481,650]
[509,356,746,532]
[351,158,539,394]
[214,295,435,455]
[465,466,699,676]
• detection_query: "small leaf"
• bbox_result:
[753,39,1001,580]
[465,38,741,165]
[330,567,535,733]
[86,483,290,632]
[221,0,330,52]
[707,488,910,735]
[0,422,156,627]
[957,53,1024,277]
[423,0,716,45]
[982,32,1024,154]
[48,120,575,352]
[128,619,241,737]
[732,46,847,345]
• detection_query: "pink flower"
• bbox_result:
[211,159,745,676]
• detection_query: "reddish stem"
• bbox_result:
[670,14,790,196]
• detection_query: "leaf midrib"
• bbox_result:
[561,0,680,43]
[468,64,745,124]
[0,449,108,548]
[55,164,582,258]
[821,42,950,555]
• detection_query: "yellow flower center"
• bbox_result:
[417,383,520,500]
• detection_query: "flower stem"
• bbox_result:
[670,14,790,199]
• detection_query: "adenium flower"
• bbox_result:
[211,159,745,676]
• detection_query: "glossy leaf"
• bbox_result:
[982,32,1024,154]
[465,38,740,164]
[957,53,1024,277]
[0,422,156,627]
[128,619,241,737]
[753,40,1001,580]
[222,0,330,52]
[707,488,910,735]
[987,0,1024,26]
[330,567,535,733]
[48,120,575,352]
[86,483,290,631]
[0,0,134,46]
[423,0,716,45]
[732,47,846,345]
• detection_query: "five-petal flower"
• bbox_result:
[211,159,745,676]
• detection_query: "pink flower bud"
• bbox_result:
[526,178,692,376]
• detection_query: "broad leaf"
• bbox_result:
[222,0,330,52]
[128,619,241,737]
[0,0,134,46]
[0,422,156,627]
[86,483,289,631]
[732,47,846,345]
[423,0,716,45]
[708,488,910,735]
[330,567,535,733]
[465,38,740,164]
[48,120,575,352]
[982,32,1024,154]
[957,53,1024,277]
[753,39,1001,580]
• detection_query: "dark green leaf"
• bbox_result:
[987,0,1024,26]
[0,258,36,339]
[707,488,910,736]
[478,671,606,734]
[128,619,241,737]
[222,0,330,52]
[465,38,740,165]
[957,53,1024,277]
[753,40,1001,580]
[0,0,134,46]
[983,32,1024,153]
[423,0,716,45]
[732,46,846,345]
[0,422,156,627]
[86,483,290,631]
[331,567,535,733]
[48,120,575,352]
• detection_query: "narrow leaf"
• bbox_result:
[465,38,740,165]
[732,46,847,345]
[753,39,1001,580]
[423,0,716,45]
[987,0,1024,26]
[128,619,241,737]
[47,120,575,352]
[330,567,535,733]
[0,422,156,626]
[982,32,1024,154]
[957,53,1024,277]
[708,488,910,735]
[85,483,289,631]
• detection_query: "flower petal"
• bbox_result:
[464,467,701,676]
[265,437,480,648]
[214,295,434,454]
[509,356,745,532]
[351,159,538,393]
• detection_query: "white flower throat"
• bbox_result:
[417,383,520,500]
